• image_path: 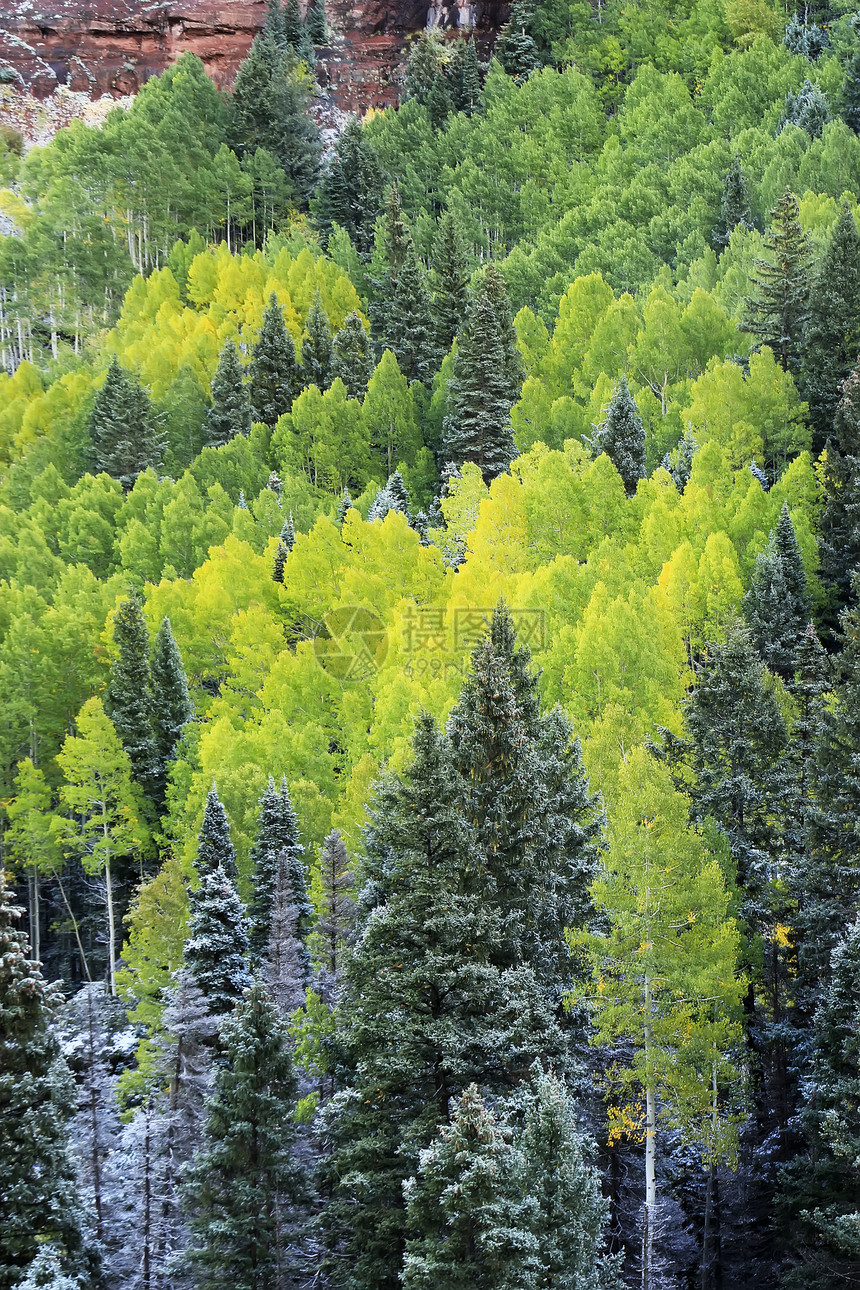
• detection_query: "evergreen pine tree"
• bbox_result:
[0,872,91,1290]
[248,776,310,966]
[442,267,521,480]
[819,361,860,627]
[385,469,410,514]
[840,48,860,133]
[591,375,646,497]
[712,155,754,248]
[264,0,287,47]
[743,509,808,680]
[195,784,238,884]
[800,203,860,449]
[181,982,303,1290]
[205,339,252,446]
[498,0,542,81]
[403,30,446,104]
[301,290,334,390]
[311,117,385,257]
[336,487,354,527]
[382,241,438,384]
[105,593,158,795]
[89,356,165,489]
[432,210,470,351]
[262,852,308,1014]
[332,310,375,398]
[742,187,811,372]
[449,38,483,115]
[249,292,299,426]
[184,863,250,1016]
[780,78,830,137]
[306,0,327,43]
[283,0,304,47]
[150,616,193,804]
[272,511,295,584]
[309,828,354,1002]
[426,71,453,129]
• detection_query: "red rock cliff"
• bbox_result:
[0,0,507,112]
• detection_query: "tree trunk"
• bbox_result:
[642,976,657,1290]
[105,850,117,996]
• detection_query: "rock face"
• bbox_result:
[0,0,507,112]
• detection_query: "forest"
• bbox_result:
[2,0,860,1283]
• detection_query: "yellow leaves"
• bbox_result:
[607,1100,645,1146]
[773,923,793,949]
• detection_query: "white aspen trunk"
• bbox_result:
[104,836,117,996]
[30,866,40,964]
[642,974,657,1290]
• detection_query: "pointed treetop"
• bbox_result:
[195,784,237,884]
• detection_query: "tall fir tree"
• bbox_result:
[442,267,522,480]
[283,0,304,47]
[590,375,646,497]
[800,203,860,450]
[498,0,541,81]
[449,37,483,115]
[181,982,303,1290]
[431,210,470,352]
[426,70,453,129]
[205,339,252,447]
[309,828,354,1002]
[105,593,158,796]
[743,508,808,680]
[840,47,860,132]
[150,616,193,805]
[403,30,446,104]
[306,0,327,43]
[264,0,287,47]
[248,775,310,966]
[742,187,811,372]
[272,511,295,584]
[262,851,308,1014]
[383,241,439,385]
[0,872,92,1290]
[249,292,299,426]
[89,356,165,489]
[311,118,385,257]
[301,290,334,390]
[195,784,238,884]
[712,154,754,248]
[184,863,250,1017]
[332,310,375,398]
[819,361,860,628]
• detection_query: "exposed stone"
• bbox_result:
[0,0,508,116]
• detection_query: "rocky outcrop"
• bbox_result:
[0,0,507,113]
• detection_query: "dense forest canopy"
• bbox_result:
[3,0,860,1284]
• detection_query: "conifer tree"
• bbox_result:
[181,982,303,1290]
[780,78,830,137]
[743,187,811,372]
[262,851,308,1014]
[426,71,453,129]
[249,292,299,426]
[205,339,252,446]
[150,617,193,804]
[385,468,410,514]
[743,509,808,680]
[248,776,310,966]
[840,48,860,133]
[591,375,646,497]
[498,0,541,81]
[712,155,754,248]
[442,267,521,480]
[283,0,303,47]
[332,310,375,398]
[0,872,91,1290]
[800,203,860,448]
[89,356,165,489]
[306,0,327,43]
[105,593,158,795]
[184,863,250,1017]
[384,242,439,384]
[432,210,470,351]
[309,828,354,1002]
[819,361,860,626]
[403,30,446,104]
[301,290,334,390]
[449,38,483,115]
[195,784,238,884]
[311,118,385,257]
[336,487,353,526]
[272,511,295,584]
[264,0,287,47]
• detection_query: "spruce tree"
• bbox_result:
[195,784,238,884]
[332,310,375,398]
[336,487,354,526]
[426,71,453,129]
[309,828,354,1002]
[205,339,252,446]
[432,210,470,351]
[249,292,299,426]
[89,356,165,489]
[105,593,158,795]
[301,290,334,390]
[800,203,860,449]
[385,468,410,514]
[0,873,91,1290]
[311,117,385,257]
[712,155,754,248]
[780,78,830,138]
[306,0,327,43]
[272,511,295,584]
[248,775,310,966]
[591,375,646,497]
[264,0,287,47]
[840,48,860,133]
[743,187,811,372]
[498,0,541,81]
[819,361,860,627]
[449,38,483,115]
[442,267,521,480]
[184,863,250,1017]
[150,616,193,804]
[403,30,445,104]
[384,242,439,385]
[181,982,303,1290]
[743,509,808,680]
[283,0,303,48]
